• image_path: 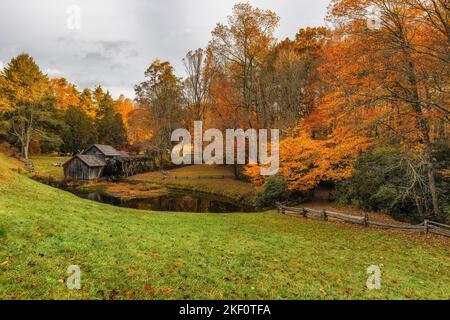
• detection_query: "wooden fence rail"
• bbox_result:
[276,203,450,237]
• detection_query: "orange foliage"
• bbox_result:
[115,94,134,127]
[204,79,246,130]
[127,107,153,145]
[245,122,370,191]
[49,78,79,111]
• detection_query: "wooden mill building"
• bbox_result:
[63,144,128,181]
[82,144,125,162]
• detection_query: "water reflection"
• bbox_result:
[75,190,253,213]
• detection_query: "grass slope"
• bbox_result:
[0,154,449,299]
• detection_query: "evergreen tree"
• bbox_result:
[62,105,96,154]
[96,92,128,147]
[0,54,61,159]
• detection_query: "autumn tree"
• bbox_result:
[126,106,153,149]
[0,54,61,159]
[327,0,449,220]
[79,88,97,117]
[209,3,280,128]
[258,27,328,129]
[0,71,9,137]
[183,48,211,123]
[92,85,108,116]
[115,94,134,125]
[245,120,370,192]
[200,46,245,131]
[135,59,185,161]
[49,78,80,111]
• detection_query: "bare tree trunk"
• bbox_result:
[386,5,444,220]
[405,58,441,220]
[23,137,30,160]
[418,119,441,220]
[13,123,32,160]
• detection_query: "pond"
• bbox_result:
[71,190,255,213]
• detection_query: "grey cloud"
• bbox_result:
[97,40,134,55]
[110,63,127,70]
[83,51,111,63]
[56,34,77,45]
[0,0,329,99]
[127,50,139,58]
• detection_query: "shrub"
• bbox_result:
[368,184,398,213]
[336,145,449,222]
[255,175,291,209]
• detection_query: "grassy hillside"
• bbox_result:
[0,154,449,299]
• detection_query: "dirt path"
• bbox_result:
[299,199,412,226]
[297,188,413,225]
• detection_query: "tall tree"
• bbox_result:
[0,54,55,159]
[115,94,134,133]
[62,105,96,154]
[49,78,80,111]
[127,106,153,146]
[183,48,211,123]
[79,88,96,117]
[115,94,133,118]
[327,0,449,220]
[135,59,184,160]
[258,27,328,129]
[96,91,128,147]
[209,3,280,128]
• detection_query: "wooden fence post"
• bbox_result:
[323,209,328,221]
[363,213,369,227]
[424,220,429,234]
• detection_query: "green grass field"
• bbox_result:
[30,155,70,181]
[0,154,449,299]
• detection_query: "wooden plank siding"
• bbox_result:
[63,157,104,181]
[83,146,108,162]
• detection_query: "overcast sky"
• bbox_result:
[0,0,330,99]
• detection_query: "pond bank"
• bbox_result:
[32,175,256,213]
[73,188,255,213]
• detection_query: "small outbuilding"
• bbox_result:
[63,154,107,181]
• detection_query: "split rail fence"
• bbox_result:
[276,203,450,237]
